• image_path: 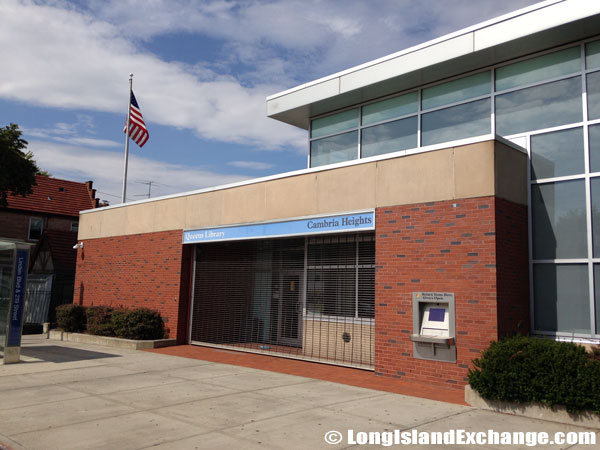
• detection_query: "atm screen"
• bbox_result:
[428,308,445,322]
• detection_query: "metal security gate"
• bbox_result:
[190,233,375,368]
[23,275,53,324]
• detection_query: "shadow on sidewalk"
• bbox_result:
[19,345,121,363]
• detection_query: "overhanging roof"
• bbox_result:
[266,0,600,130]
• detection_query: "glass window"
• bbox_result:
[530,127,584,180]
[421,98,490,146]
[361,116,417,158]
[70,222,79,232]
[495,77,582,136]
[496,47,580,91]
[28,217,43,241]
[358,267,375,318]
[311,109,358,138]
[362,92,418,125]
[307,269,355,317]
[590,124,600,173]
[533,264,590,334]
[422,71,490,110]
[531,180,587,260]
[587,71,600,120]
[586,40,600,70]
[590,177,600,257]
[308,239,355,266]
[310,131,357,167]
[306,235,375,319]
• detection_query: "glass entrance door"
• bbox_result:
[277,272,302,347]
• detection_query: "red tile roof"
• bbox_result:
[4,175,98,217]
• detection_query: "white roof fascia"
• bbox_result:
[266,0,600,126]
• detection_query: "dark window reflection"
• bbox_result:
[421,98,490,146]
[531,180,587,259]
[361,116,417,157]
[534,264,590,334]
[496,77,582,136]
[310,131,357,167]
[530,127,584,180]
[587,71,600,120]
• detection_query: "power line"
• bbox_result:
[134,179,170,199]
[134,179,155,199]
[96,190,135,203]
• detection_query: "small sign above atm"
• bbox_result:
[183,211,375,244]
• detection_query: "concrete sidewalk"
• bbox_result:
[0,336,596,450]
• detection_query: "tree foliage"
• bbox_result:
[0,123,40,207]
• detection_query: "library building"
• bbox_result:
[74,0,600,388]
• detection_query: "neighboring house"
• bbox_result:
[0,176,98,323]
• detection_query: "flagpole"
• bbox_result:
[121,73,133,203]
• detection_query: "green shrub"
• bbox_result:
[55,304,86,332]
[86,306,115,336]
[110,309,129,338]
[591,346,600,362]
[468,336,600,414]
[111,308,165,340]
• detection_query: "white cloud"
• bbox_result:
[28,140,249,204]
[23,118,121,147]
[0,0,305,152]
[52,137,121,148]
[228,160,274,170]
[83,0,542,80]
[0,0,540,157]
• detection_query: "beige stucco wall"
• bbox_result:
[79,139,527,240]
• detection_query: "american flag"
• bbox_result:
[124,91,149,147]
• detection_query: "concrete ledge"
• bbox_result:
[465,385,600,430]
[49,330,176,350]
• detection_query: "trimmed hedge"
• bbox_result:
[56,304,86,332]
[468,336,600,414]
[111,308,165,340]
[57,305,165,340]
[86,306,115,336]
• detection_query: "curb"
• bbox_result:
[49,330,176,350]
[465,385,600,430]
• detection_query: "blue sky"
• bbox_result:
[0,0,540,205]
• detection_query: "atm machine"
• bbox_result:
[410,292,456,363]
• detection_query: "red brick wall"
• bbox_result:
[495,197,530,337]
[0,211,32,241]
[374,196,529,389]
[47,216,77,232]
[0,210,76,241]
[73,230,191,343]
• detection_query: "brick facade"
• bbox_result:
[0,210,77,242]
[73,195,529,385]
[73,230,193,343]
[374,196,529,389]
[0,210,35,241]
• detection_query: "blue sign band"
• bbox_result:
[183,211,374,244]
[7,249,29,347]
